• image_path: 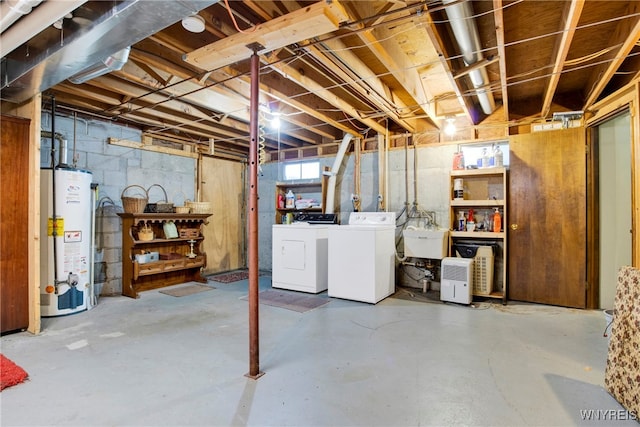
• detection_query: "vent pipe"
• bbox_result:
[443,0,496,115]
[324,133,354,214]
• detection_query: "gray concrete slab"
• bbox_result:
[0,277,633,426]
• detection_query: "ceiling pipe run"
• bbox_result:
[0,0,87,58]
[0,0,43,33]
[443,0,496,116]
[1,0,220,103]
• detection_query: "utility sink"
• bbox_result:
[403,228,449,260]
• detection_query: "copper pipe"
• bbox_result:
[246,51,263,380]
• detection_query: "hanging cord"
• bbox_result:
[258,112,267,172]
[224,0,257,34]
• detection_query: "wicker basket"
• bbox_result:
[121,185,148,213]
[185,200,212,214]
[138,224,154,241]
[179,228,200,238]
[146,184,173,213]
[172,191,190,213]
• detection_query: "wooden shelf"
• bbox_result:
[449,166,508,304]
[450,231,505,238]
[118,213,212,298]
[473,291,504,300]
[274,181,325,224]
[451,167,506,177]
[451,199,505,207]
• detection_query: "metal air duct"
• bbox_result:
[0,0,43,33]
[443,0,496,115]
[1,0,220,103]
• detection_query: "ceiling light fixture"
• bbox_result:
[270,113,281,130]
[182,14,205,33]
[444,116,456,136]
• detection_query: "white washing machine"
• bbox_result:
[328,212,396,303]
[272,222,329,293]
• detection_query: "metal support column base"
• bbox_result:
[244,371,265,380]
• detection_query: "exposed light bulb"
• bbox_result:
[444,117,456,136]
[270,115,281,129]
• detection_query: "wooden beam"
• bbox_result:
[583,1,640,109]
[541,0,585,118]
[453,56,500,80]
[493,0,509,128]
[423,10,474,123]
[183,1,350,71]
[303,37,417,132]
[257,65,360,135]
[266,57,387,134]
[109,137,199,158]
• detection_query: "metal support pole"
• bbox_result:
[245,52,264,380]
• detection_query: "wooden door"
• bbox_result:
[200,157,245,274]
[1,115,31,333]
[509,127,587,308]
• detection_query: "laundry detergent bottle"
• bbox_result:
[285,190,295,208]
[493,208,502,232]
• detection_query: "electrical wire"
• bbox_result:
[54,4,640,145]
[223,0,257,34]
[258,112,266,165]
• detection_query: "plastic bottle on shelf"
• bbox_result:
[277,193,285,209]
[481,147,490,168]
[494,145,504,167]
[285,190,295,209]
[457,211,466,232]
[493,208,502,232]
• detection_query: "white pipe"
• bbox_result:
[88,184,97,309]
[0,0,87,57]
[324,133,354,214]
[0,0,42,33]
[443,0,496,115]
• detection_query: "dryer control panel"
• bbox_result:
[348,212,395,226]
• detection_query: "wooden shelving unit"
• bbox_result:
[449,167,508,304]
[118,213,212,298]
[274,181,325,224]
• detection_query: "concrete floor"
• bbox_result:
[0,276,634,427]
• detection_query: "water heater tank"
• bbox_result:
[40,167,93,317]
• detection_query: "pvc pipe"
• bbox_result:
[0,0,42,33]
[0,0,86,57]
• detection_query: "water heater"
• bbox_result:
[40,167,93,317]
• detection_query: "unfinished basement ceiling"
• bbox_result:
[1,0,639,160]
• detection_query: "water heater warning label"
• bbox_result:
[64,231,82,243]
[47,218,64,236]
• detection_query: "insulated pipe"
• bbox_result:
[246,52,263,380]
[443,0,496,115]
[0,0,84,57]
[324,133,354,215]
[0,0,42,33]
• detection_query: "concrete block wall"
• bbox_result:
[257,144,457,276]
[38,111,495,293]
[41,113,197,295]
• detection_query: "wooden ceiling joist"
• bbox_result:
[541,0,585,118]
[183,1,351,71]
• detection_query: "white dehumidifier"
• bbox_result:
[440,257,474,304]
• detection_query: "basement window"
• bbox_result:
[283,161,320,180]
